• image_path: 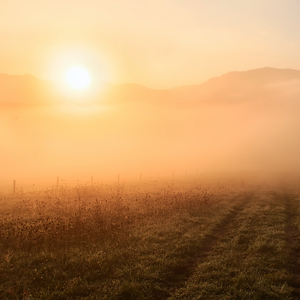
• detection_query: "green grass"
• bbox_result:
[169,191,291,299]
[0,178,299,299]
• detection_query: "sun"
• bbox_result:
[65,66,92,89]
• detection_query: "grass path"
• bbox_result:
[168,189,292,299]
[163,191,252,298]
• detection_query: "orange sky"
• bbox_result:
[2,0,300,88]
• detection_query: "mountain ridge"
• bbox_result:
[1,67,300,105]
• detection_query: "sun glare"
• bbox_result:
[65,66,91,89]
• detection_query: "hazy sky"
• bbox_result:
[2,0,300,88]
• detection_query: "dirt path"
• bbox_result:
[164,191,253,298]
[284,192,300,299]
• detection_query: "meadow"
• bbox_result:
[1,174,300,299]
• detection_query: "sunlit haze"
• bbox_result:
[1,1,300,188]
[2,0,300,88]
[65,66,92,90]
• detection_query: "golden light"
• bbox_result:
[65,66,91,89]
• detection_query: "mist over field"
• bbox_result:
[0,68,300,190]
[5,1,300,298]
[1,67,300,189]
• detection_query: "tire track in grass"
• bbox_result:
[285,193,300,299]
[164,191,254,298]
[168,189,291,300]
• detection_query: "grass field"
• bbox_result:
[1,175,300,299]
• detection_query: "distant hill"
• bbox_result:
[0,73,54,105]
[1,67,300,105]
[168,67,300,104]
